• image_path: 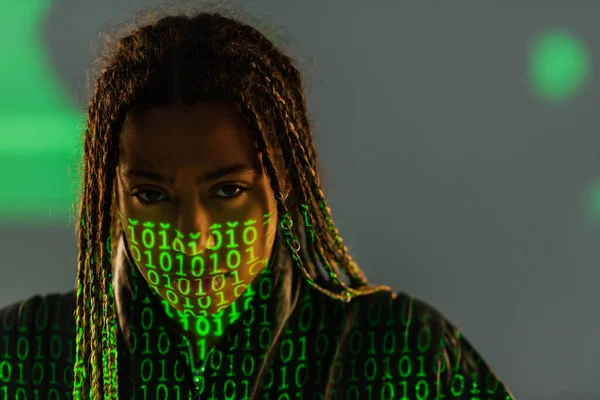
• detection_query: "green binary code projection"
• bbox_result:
[0,0,85,225]
[0,208,514,398]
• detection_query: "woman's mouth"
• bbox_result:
[174,272,231,295]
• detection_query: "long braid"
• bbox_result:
[75,98,105,398]
[283,57,373,290]
[246,47,376,298]
[97,172,119,398]
[238,61,341,296]
[73,63,133,397]
[95,113,120,398]
[72,6,394,397]
[73,210,90,397]
[267,49,371,290]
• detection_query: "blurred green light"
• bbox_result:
[529,29,591,103]
[0,0,85,225]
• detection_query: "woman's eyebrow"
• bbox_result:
[120,163,259,184]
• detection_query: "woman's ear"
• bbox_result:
[110,173,124,251]
[113,167,121,207]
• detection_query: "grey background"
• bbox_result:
[1,1,599,399]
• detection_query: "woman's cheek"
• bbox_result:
[120,212,277,281]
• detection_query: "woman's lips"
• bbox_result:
[167,270,229,280]
[172,272,231,295]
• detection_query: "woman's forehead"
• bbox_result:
[119,103,259,164]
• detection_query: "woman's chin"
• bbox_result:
[175,303,230,318]
[161,291,235,318]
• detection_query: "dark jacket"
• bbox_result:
[0,230,515,399]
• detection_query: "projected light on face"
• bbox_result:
[117,208,278,317]
[114,101,283,318]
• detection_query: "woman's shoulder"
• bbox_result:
[308,287,515,399]
[0,290,77,334]
[346,289,485,363]
[372,289,514,399]
[0,290,78,395]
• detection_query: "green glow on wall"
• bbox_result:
[1,9,596,227]
[0,0,85,225]
[583,180,600,223]
[529,29,591,104]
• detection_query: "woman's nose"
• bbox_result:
[171,227,218,255]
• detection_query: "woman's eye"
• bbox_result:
[215,185,245,199]
[132,189,166,205]
[130,185,248,206]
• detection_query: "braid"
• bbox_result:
[73,67,130,397]
[72,214,89,397]
[245,46,375,298]
[72,5,394,397]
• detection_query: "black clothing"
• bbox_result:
[0,230,514,399]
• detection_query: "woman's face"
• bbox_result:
[114,101,282,317]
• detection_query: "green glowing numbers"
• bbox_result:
[315,331,329,357]
[297,300,312,333]
[139,383,182,399]
[126,218,260,275]
[0,291,512,398]
[241,353,255,376]
[294,363,309,388]
[279,337,294,363]
[0,359,11,382]
[417,324,432,353]
[349,331,363,355]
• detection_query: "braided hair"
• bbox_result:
[71,3,394,398]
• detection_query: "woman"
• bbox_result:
[0,5,515,399]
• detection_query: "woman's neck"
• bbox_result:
[178,313,231,364]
